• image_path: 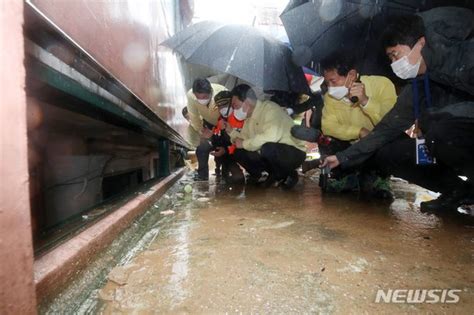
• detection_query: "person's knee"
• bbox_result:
[233,149,245,160]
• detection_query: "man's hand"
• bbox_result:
[321,155,340,169]
[211,146,226,157]
[201,127,213,139]
[349,82,368,106]
[234,138,244,149]
[359,127,370,139]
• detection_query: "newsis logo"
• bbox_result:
[375,289,462,304]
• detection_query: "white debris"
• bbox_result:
[337,258,369,273]
[263,221,295,230]
[414,191,440,207]
[160,209,175,215]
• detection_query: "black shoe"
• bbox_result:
[225,175,246,185]
[281,170,299,190]
[420,188,472,213]
[246,174,262,185]
[193,174,209,181]
[261,173,277,188]
[291,125,321,142]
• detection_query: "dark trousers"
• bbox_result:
[319,138,352,179]
[215,155,245,183]
[372,117,474,194]
[319,138,351,157]
[196,139,213,178]
[234,143,306,180]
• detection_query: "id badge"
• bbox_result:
[416,138,436,165]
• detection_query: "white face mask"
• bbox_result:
[327,75,349,100]
[219,107,232,118]
[233,106,247,121]
[390,44,422,80]
[196,98,210,105]
[328,85,349,100]
[391,55,421,79]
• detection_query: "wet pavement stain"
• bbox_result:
[92,173,473,314]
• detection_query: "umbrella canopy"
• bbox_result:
[280,0,474,75]
[161,21,309,93]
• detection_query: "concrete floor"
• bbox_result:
[96,172,473,314]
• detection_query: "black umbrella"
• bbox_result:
[281,0,423,74]
[161,21,309,93]
[281,0,474,75]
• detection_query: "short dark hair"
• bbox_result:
[320,52,355,76]
[381,14,425,49]
[192,78,212,94]
[231,84,257,102]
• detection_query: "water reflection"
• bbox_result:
[96,174,473,313]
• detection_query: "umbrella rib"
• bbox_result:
[225,46,239,73]
[224,29,250,76]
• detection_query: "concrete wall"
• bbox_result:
[0,1,37,314]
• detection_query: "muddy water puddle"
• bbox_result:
[93,173,473,314]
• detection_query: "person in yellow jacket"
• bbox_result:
[319,53,397,197]
[227,84,306,189]
[186,78,227,181]
[322,73,397,142]
[320,53,397,153]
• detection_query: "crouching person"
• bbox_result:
[210,91,245,185]
[187,78,227,181]
[228,84,306,189]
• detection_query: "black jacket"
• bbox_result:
[337,7,474,169]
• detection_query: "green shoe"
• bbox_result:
[373,177,391,191]
[324,174,359,193]
[370,177,393,200]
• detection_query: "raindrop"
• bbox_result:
[359,3,376,19]
[319,0,342,22]
[147,86,161,103]
[123,42,148,71]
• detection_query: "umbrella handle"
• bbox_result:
[350,76,362,104]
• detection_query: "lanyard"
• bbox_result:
[411,74,432,120]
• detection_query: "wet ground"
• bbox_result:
[90,171,473,314]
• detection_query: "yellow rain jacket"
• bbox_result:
[321,75,397,141]
[187,83,227,135]
[234,100,306,152]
